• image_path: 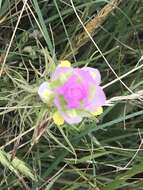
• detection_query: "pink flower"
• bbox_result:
[51,65,106,124]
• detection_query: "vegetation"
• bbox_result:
[0,0,143,189]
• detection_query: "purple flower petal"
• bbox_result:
[67,100,80,109]
[74,68,95,84]
[57,75,88,109]
[85,86,106,111]
[60,110,82,124]
[81,67,101,85]
[54,96,61,110]
[54,96,82,124]
[51,66,72,81]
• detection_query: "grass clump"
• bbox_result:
[0,0,143,189]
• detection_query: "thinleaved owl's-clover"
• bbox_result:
[38,61,106,125]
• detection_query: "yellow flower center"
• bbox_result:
[92,107,103,116]
[53,111,64,126]
[59,60,71,67]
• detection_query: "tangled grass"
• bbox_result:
[0,0,143,189]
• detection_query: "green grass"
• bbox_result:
[0,0,143,189]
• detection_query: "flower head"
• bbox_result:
[38,61,106,125]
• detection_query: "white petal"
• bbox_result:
[38,82,54,103]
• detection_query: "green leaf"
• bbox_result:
[32,0,53,56]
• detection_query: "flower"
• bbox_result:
[38,61,106,125]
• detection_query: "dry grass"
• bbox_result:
[61,0,122,59]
